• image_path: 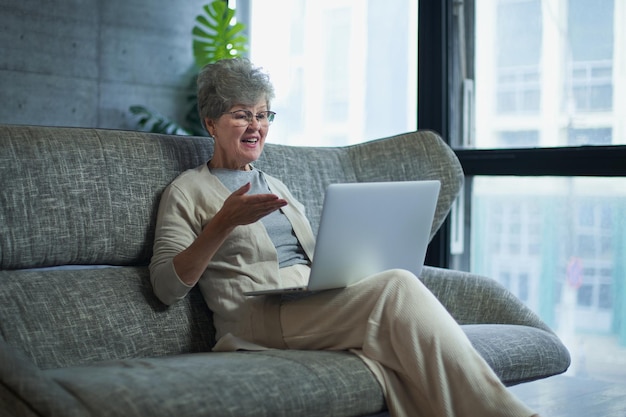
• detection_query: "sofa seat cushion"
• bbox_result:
[43,350,385,417]
[462,324,571,385]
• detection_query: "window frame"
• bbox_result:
[420,0,626,269]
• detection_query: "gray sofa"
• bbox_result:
[0,124,570,417]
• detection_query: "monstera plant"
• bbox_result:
[192,0,248,67]
[130,0,248,135]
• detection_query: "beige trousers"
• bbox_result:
[270,265,535,417]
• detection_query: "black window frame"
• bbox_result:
[419,0,626,269]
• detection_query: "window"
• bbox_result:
[495,0,542,115]
[568,127,612,146]
[451,0,626,384]
[498,130,539,147]
[469,176,624,333]
[566,0,614,113]
[474,0,624,150]
[244,0,418,146]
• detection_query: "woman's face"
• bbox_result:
[205,98,271,171]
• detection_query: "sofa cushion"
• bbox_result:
[43,350,385,417]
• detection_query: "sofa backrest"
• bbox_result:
[255,131,464,240]
[1,126,211,270]
[0,124,463,368]
[0,125,463,270]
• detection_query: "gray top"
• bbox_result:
[210,165,309,268]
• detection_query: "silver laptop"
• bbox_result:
[244,180,441,296]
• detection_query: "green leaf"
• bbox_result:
[192,0,249,67]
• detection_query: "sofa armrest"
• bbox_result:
[420,266,554,333]
[0,336,90,417]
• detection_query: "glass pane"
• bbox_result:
[454,176,626,383]
[247,0,417,146]
[473,0,625,148]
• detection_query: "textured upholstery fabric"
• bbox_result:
[0,127,211,269]
[44,350,385,417]
[421,266,571,385]
[253,130,464,238]
[0,124,569,417]
[421,266,553,330]
[0,126,459,270]
[463,324,570,385]
[0,268,215,370]
[0,336,90,417]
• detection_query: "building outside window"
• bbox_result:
[495,0,542,115]
[565,0,614,114]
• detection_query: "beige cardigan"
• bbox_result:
[149,163,316,350]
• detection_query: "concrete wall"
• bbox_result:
[0,0,203,130]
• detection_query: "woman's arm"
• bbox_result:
[150,182,286,305]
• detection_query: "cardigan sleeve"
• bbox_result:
[149,183,197,305]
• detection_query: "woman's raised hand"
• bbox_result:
[218,182,288,228]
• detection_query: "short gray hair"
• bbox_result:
[196,58,275,126]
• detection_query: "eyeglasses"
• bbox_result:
[223,110,276,127]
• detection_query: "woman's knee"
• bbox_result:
[364,268,428,297]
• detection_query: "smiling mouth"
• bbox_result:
[242,138,258,144]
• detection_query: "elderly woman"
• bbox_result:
[149,58,539,417]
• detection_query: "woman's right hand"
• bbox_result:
[216,182,288,228]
